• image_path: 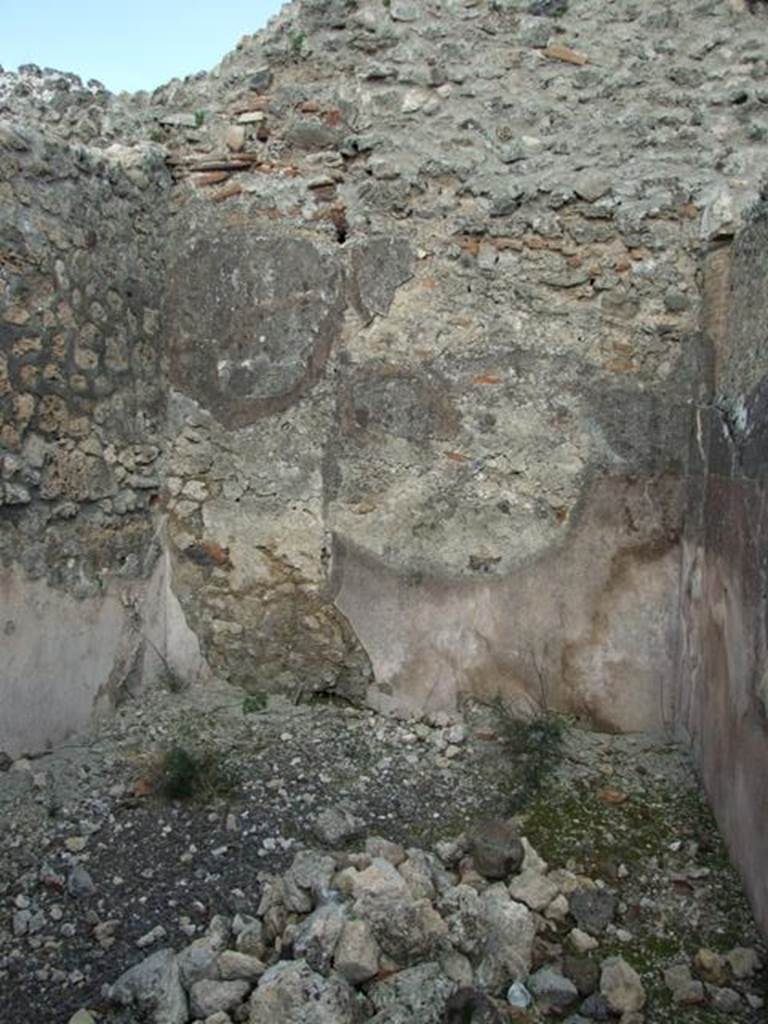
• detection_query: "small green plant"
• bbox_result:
[242,693,268,715]
[491,699,566,810]
[289,30,306,57]
[194,109,206,128]
[154,744,238,801]
[149,127,165,143]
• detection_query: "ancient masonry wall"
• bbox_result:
[0,124,206,755]
[678,203,768,936]
[1,0,768,931]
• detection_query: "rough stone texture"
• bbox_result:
[367,962,455,1024]
[248,959,361,1024]
[677,201,768,937]
[108,948,188,1024]
[3,0,768,942]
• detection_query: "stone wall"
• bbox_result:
[678,201,768,936]
[3,0,768,930]
[0,123,175,755]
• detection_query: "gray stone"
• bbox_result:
[475,885,535,993]
[293,902,347,975]
[312,805,366,846]
[178,917,229,987]
[507,981,532,1009]
[600,957,646,1014]
[470,819,524,880]
[570,888,616,935]
[726,946,760,979]
[368,962,455,1023]
[441,884,485,957]
[217,951,266,982]
[365,836,406,866]
[190,979,250,1018]
[348,237,414,325]
[579,993,613,1020]
[508,868,559,910]
[528,967,579,1013]
[707,985,742,1013]
[354,891,448,966]
[66,864,96,898]
[283,850,337,914]
[563,955,599,997]
[389,0,420,20]
[334,918,380,984]
[248,67,273,92]
[249,959,361,1024]
[398,849,437,900]
[109,949,188,1024]
[663,964,705,1005]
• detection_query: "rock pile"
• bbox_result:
[87,818,760,1024]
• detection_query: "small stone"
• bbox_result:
[293,903,346,975]
[109,949,188,1024]
[64,836,88,853]
[365,836,406,866]
[352,858,409,901]
[569,928,599,953]
[137,925,167,949]
[217,951,266,982]
[570,888,616,935]
[67,865,96,899]
[250,960,359,1024]
[546,894,570,921]
[521,838,548,874]
[726,946,760,979]
[390,0,419,20]
[470,819,524,880]
[663,964,705,1005]
[573,173,611,202]
[694,948,727,985]
[446,723,467,745]
[189,979,249,1019]
[707,985,742,1013]
[248,67,273,92]
[529,967,579,1013]
[312,805,365,847]
[225,125,246,152]
[507,980,532,1010]
[334,918,380,984]
[563,955,599,997]
[579,993,613,1020]
[509,868,559,911]
[67,1011,97,1024]
[530,0,568,13]
[600,957,645,1013]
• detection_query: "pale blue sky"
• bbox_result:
[1,0,286,93]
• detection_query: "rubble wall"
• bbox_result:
[0,124,173,755]
[2,0,768,807]
[678,203,768,936]
[156,0,730,726]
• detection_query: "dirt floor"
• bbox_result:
[0,680,765,1023]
